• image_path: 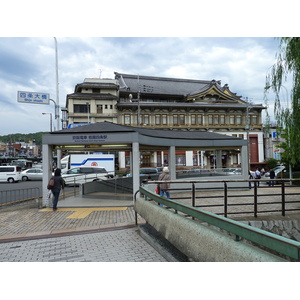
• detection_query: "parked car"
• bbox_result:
[21,168,43,181]
[126,168,160,179]
[263,166,286,184]
[0,166,22,183]
[222,168,241,175]
[139,168,159,175]
[62,166,109,186]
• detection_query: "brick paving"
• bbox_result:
[0,227,167,262]
[0,205,169,262]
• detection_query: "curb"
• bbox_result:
[0,223,137,244]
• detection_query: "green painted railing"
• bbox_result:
[139,185,300,261]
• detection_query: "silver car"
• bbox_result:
[21,168,43,181]
[62,166,109,186]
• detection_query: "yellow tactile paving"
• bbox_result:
[40,207,127,219]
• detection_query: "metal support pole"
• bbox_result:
[224,182,228,218]
[254,181,258,218]
[192,183,196,207]
[281,181,286,216]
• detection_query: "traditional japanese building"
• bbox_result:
[65,73,266,170]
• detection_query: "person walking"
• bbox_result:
[249,171,253,189]
[255,167,261,187]
[49,168,65,211]
[269,168,275,187]
[158,167,171,199]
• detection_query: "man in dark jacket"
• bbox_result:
[269,169,276,187]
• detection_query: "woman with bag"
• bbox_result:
[158,167,170,198]
[48,168,65,211]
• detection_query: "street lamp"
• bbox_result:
[42,113,53,132]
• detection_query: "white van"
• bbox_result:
[0,166,22,183]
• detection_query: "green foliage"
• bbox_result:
[265,158,279,170]
[265,37,300,166]
[0,132,47,145]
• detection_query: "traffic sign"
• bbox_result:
[17,91,50,105]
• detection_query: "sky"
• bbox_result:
[0,1,297,136]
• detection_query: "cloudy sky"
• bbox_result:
[0,1,296,136]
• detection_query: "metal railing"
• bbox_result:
[0,187,42,209]
[148,178,300,218]
[138,184,300,261]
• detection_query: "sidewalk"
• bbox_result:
[0,194,139,242]
[0,195,170,262]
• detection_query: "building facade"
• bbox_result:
[65,73,266,170]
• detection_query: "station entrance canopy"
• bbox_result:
[42,121,248,206]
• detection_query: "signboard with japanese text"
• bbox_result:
[17,91,50,105]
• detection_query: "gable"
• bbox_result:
[186,81,244,104]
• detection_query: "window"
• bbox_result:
[67,168,80,174]
[155,115,161,125]
[142,114,149,125]
[124,114,131,125]
[179,115,185,125]
[214,115,219,125]
[191,114,196,125]
[105,105,108,109]
[197,115,203,125]
[220,115,225,124]
[173,114,178,125]
[230,115,235,125]
[236,115,242,125]
[251,115,257,124]
[162,114,167,125]
[97,105,103,114]
[208,115,213,125]
[92,88,100,93]
[74,104,88,113]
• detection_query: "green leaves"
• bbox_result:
[265,37,300,166]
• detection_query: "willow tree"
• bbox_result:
[265,37,300,166]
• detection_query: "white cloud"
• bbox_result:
[0,36,288,135]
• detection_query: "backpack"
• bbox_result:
[47,177,55,190]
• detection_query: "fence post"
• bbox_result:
[192,183,195,207]
[254,181,258,218]
[224,182,228,218]
[281,181,286,216]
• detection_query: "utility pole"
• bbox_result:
[137,75,141,126]
[54,37,61,167]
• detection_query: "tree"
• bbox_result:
[265,158,279,170]
[265,37,300,166]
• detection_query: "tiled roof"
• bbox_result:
[55,121,241,141]
[115,72,216,96]
[67,93,119,100]
[117,101,265,110]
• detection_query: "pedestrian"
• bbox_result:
[158,167,171,199]
[269,168,275,187]
[49,168,65,211]
[255,167,261,187]
[249,171,253,189]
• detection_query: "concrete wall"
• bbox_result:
[134,198,286,262]
[240,220,300,242]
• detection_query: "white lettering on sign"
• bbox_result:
[17,91,50,105]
